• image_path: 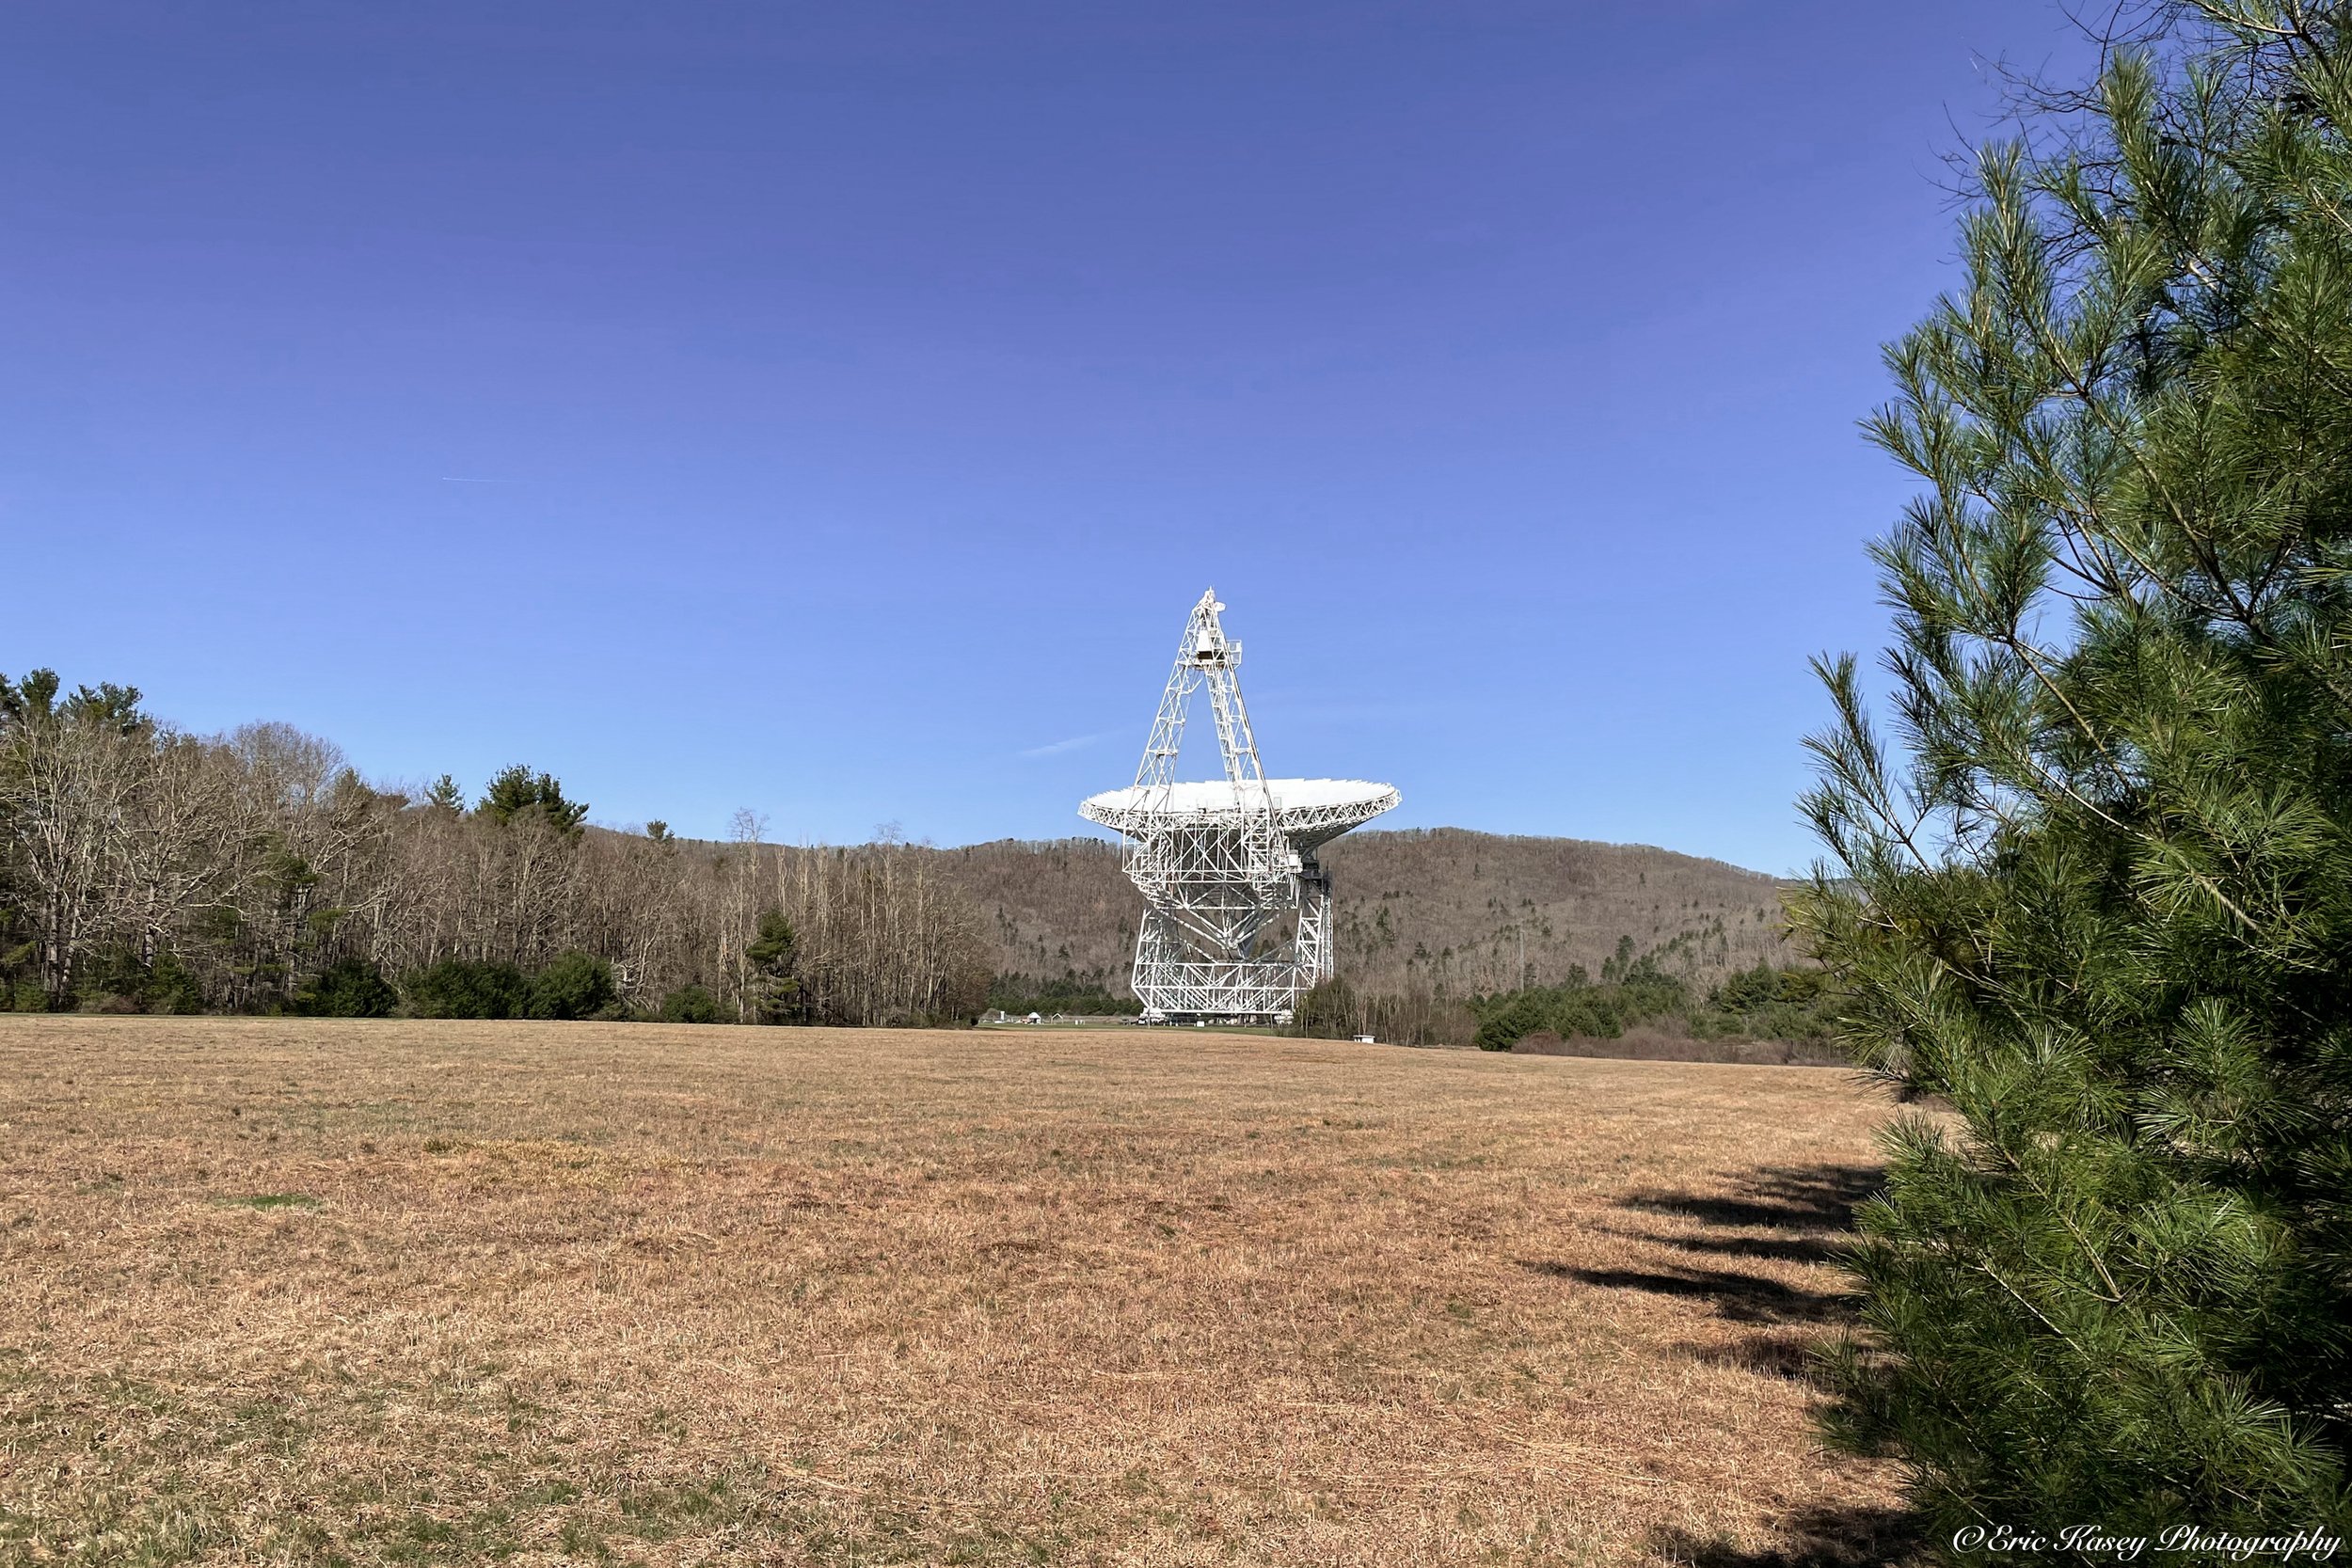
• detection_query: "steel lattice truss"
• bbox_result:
[1079,590,1397,1023]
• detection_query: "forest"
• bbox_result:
[0,669,993,1025]
[0,663,1827,1047]
[1289,940,1838,1052]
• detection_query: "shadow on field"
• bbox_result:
[1528,1164,1883,1328]
[1623,1164,1883,1234]
[1537,1261,1851,1326]
[1648,1504,1922,1567]
[1523,1164,1921,1567]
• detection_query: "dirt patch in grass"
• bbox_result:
[210,1192,322,1212]
[0,1016,1909,1564]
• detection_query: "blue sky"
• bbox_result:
[1,3,2096,874]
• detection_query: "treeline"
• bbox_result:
[0,669,991,1025]
[1292,939,1836,1052]
[984,971,1141,1017]
[1288,980,1477,1048]
[1461,958,1836,1053]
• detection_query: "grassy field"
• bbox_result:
[0,1018,1908,1566]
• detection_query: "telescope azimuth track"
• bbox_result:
[1079,589,1397,1024]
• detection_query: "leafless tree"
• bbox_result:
[1,705,993,1024]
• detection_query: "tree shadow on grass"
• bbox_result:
[1663,1229,1846,1265]
[1621,1164,1884,1232]
[1523,1163,1919,1565]
[1520,1164,1883,1327]
[1648,1505,1923,1567]
[1545,1264,1853,1326]
[1682,1330,1831,1384]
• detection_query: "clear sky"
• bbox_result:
[2,3,2098,874]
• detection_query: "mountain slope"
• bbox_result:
[926,829,1797,1000]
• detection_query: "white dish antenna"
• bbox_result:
[1079,589,1398,1023]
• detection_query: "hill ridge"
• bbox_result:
[920,827,1798,1000]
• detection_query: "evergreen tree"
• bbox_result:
[405,958,531,1020]
[289,957,398,1018]
[475,765,588,833]
[659,983,721,1023]
[525,951,616,1020]
[745,910,802,1022]
[1797,3,2352,1536]
[0,670,149,736]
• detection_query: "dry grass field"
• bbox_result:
[0,1018,1909,1567]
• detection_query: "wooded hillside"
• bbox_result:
[0,672,991,1024]
[1,665,1793,1022]
[930,829,1796,1003]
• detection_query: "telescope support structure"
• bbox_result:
[1096,590,1371,1024]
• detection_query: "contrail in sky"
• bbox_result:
[1019,732,1114,759]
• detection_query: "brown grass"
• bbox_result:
[0,1017,1906,1566]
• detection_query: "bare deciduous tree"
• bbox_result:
[0,689,991,1024]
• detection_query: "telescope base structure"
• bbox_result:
[1131,869,1334,1025]
[1080,590,1396,1027]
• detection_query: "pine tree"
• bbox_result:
[475,764,589,834]
[1796,3,2352,1537]
[745,910,802,1023]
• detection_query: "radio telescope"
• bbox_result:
[1080,589,1398,1023]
